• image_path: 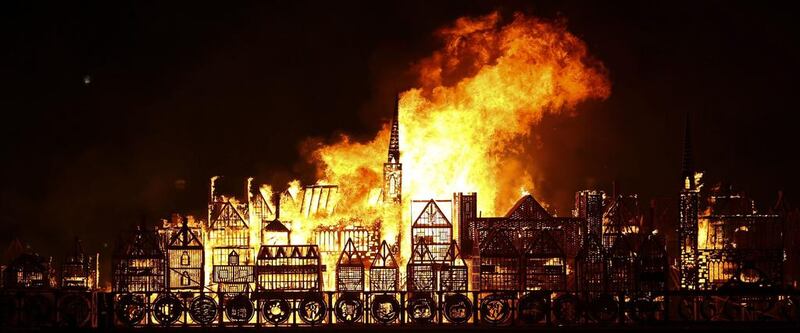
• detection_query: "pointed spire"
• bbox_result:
[69,237,85,264]
[387,94,400,164]
[681,112,695,190]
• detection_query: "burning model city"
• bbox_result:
[1,11,798,329]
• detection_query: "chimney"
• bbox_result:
[274,192,281,220]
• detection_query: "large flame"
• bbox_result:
[310,12,610,261]
[201,12,611,291]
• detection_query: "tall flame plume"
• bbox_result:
[310,12,610,261]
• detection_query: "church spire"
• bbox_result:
[383,94,402,204]
[387,94,400,164]
[681,112,695,190]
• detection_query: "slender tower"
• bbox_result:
[678,113,700,290]
[383,96,402,204]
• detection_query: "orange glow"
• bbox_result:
[201,12,610,291]
[309,12,609,265]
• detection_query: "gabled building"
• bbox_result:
[4,252,55,289]
[336,238,365,292]
[576,233,605,292]
[523,230,567,291]
[479,229,519,291]
[61,237,98,290]
[256,245,322,292]
[439,241,468,292]
[411,199,453,261]
[112,224,165,293]
[370,241,399,292]
[602,194,642,250]
[407,241,436,292]
[166,216,204,291]
[208,179,255,293]
[606,236,636,292]
[637,233,668,291]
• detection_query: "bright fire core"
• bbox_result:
[201,11,611,291]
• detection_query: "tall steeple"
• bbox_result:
[387,94,400,164]
[383,95,402,204]
[678,111,700,290]
[681,112,695,190]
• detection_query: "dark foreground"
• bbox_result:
[6,323,800,333]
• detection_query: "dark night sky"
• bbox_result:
[1,1,798,280]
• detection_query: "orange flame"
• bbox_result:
[310,12,610,262]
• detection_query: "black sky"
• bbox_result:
[1,0,798,281]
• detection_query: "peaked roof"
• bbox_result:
[258,245,319,260]
[210,200,249,228]
[505,195,551,220]
[116,225,164,259]
[412,199,452,227]
[9,252,49,272]
[305,246,320,259]
[603,195,640,231]
[168,217,203,248]
[442,241,466,266]
[338,238,364,266]
[264,219,289,233]
[409,241,435,264]
[480,229,518,258]
[524,230,565,258]
[371,241,398,268]
[253,190,274,215]
[3,238,25,264]
[65,237,86,264]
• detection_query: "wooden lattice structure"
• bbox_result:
[4,252,54,289]
[300,184,338,217]
[256,245,322,291]
[575,233,605,292]
[407,241,436,292]
[469,195,584,259]
[208,198,254,293]
[575,190,606,238]
[602,194,642,250]
[315,222,379,262]
[411,199,452,260]
[453,192,477,255]
[249,187,274,225]
[166,216,204,291]
[61,237,96,290]
[369,241,399,292]
[605,236,636,292]
[523,230,567,291]
[439,241,468,292]
[112,225,165,293]
[479,229,519,291]
[697,190,785,289]
[336,238,365,292]
[637,233,668,291]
